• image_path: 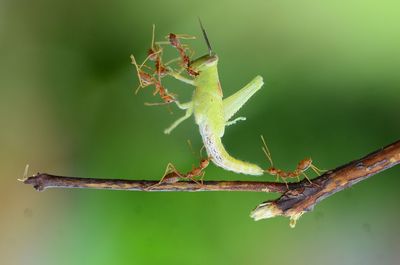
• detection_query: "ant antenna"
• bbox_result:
[261,135,274,166]
[187,139,207,160]
[187,139,196,156]
[198,18,213,56]
[199,145,206,158]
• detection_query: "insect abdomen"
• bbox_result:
[199,125,264,176]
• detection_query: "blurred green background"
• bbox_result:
[1,0,400,264]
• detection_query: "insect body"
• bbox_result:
[149,158,210,189]
[130,54,176,105]
[162,21,265,176]
[131,25,177,105]
[132,23,323,182]
[168,33,199,77]
[261,135,323,186]
[265,159,314,184]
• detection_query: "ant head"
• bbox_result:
[163,96,175,104]
[298,158,312,171]
[147,48,158,61]
[200,158,210,168]
[266,167,278,176]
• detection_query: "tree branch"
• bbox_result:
[251,139,400,227]
[23,175,289,193]
[22,139,400,227]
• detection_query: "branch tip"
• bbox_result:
[23,173,46,191]
[250,201,283,221]
[250,200,306,227]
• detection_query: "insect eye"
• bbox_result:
[206,55,218,65]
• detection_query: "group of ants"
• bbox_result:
[131,27,323,189]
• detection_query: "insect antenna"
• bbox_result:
[186,139,196,156]
[198,18,213,56]
[199,145,206,158]
[261,135,274,167]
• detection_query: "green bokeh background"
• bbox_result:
[1,0,400,264]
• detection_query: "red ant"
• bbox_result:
[130,54,154,89]
[147,141,210,190]
[131,25,198,105]
[131,25,181,105]
[148,28,169,78]
[130,54,175,105]
[147,157,210,190]
[147,81,176,105]
[168,33,199,77]
[261,135,324,188]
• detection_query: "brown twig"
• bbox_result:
[23,175,289,193]
[22,140,400,226]
[251,139,400,227]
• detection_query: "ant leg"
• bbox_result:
[131,55,156,94]
[170,33,196,40]
[140,64,153,71]
[154,41,170,45]
[170,72,195,85]
[131,55,146,90]
[199,172,205,186]
[188,177,202,186]
[158,163,176,183]
[162,54,195,84]
[302,172,313,184]
[186,171,206,187]
[183,44,196,58]
[146,163,181,190]
[140,49,162,69]
[188,166,208,187]
[282,178,289,189]
[164,57,182,66]
[310,164,325,175]
[164,63,196,84]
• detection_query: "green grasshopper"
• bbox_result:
[158,21,265,176]
[132,22,326,183]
